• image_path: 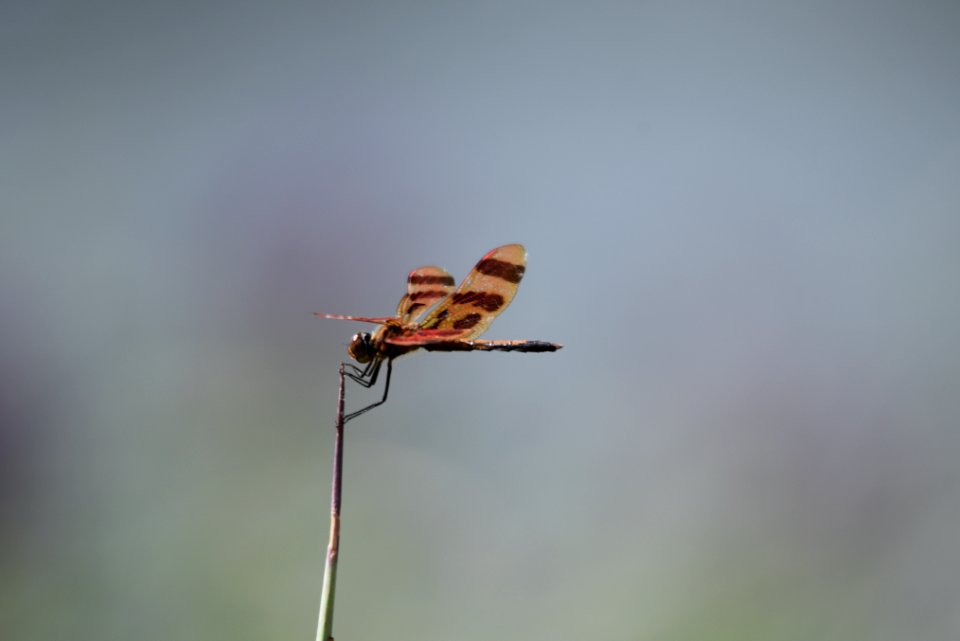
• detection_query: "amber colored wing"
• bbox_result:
[314,313,395,324]
[417,244,526,339]
[384,328,473,346]
[395,265,456,323]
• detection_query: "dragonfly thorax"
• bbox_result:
[347,332,375,363]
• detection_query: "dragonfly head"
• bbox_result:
[348,332,375,363]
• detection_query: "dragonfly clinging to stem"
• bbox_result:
[316,243,562,422]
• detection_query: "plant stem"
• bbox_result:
[316,363,346,641]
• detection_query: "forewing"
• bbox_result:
[417,244,526,339]
[384,328,473,346]
[395,265,456,323]
[314,313,395,324]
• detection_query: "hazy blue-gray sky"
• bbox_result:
[3,2,959,640]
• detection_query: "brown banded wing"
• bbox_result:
[384,328,474,346]
[396,265,456,323]
[417,243,526,338]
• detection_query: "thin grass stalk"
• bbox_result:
[316,363,346,641]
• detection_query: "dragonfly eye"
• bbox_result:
[347,332,374,363]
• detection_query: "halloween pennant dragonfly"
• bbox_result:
[316,243,562,422]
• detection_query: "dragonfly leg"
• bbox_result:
[343,359,393,423]
[344,359,378,387]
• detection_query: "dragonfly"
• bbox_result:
[316,243,562,422]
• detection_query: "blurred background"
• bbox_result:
[3,1,959,640]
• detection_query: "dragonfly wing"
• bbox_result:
[314,313,395,324]
[384,328,473,346]
[395,265,456,323]
[417,244,526,339]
